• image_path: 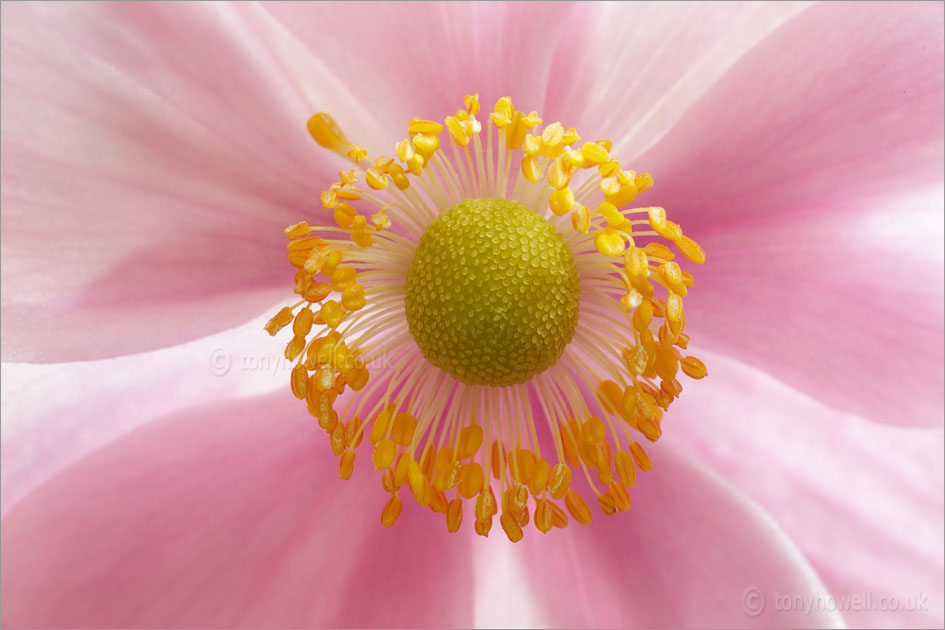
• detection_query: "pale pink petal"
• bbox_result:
[671,350,944,628]
[544,2,811,155]
[260,1,581,137]
[501,447,843,629]
[0,2,377,362]
[635,1,944,425]
[0,389,473,628]
[1,315,291,519]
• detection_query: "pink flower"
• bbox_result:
[1,1,942,628]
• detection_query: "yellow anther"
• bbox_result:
[338,169,357,186]
[522,111,543,130]
[629,442,653,471]
[373,439,398,470]
[665,292,683,323]
[395,138,414,162]
[563,127,581,145]
[392,413,418,446]
[582,416,606,445]
[597,380,624,417]
[523,134,542,157]
[347,366,369,390]
[333,203,357,229]
[491,97,514,127]
[339,451,356,480]
[632,300,653,332]
[285,222,312,239]
[680,355,708,379]
[265,306,294,336]
[370,208,391,230]
[327,423,345,457]
[599,158,620,177]
[447,498,463,532]
[475,487,498,521]
[320,189,339,209]
[381,494,403,527]
[321,251,342,277]
[464,94,480,115]
[510,449,537,485]
[284,335,306,361]
[341,284,366,311]
[292,307,314,337]
[659,260,684,287]
[580,142,609,165]
[547,157,573,190]
[597,201,626,227]
[458,463,484,499]
[564,490,592,525]
[634,172,654,193]
[458,425,483,459]
[549,187,575,216]
[521,155,543,183]
[490,441,505,480]
[571,204,590,233]
[313,366,335,393]
[500,512,524,543]
[365,168,388,190]
[406,457,427,505]
[412,133,440,155]
[405,153,425,175]
[676,235,706,264]
[548,462,572,500]
[474,518,492,537]
[408,118,444,136]
[346,144,367,163]
[319,300,344,328]
[595,228,626,257]
[541,122,565,156]
[614,449,636,489]
[620,289,643,312]
[529,459,550,495]
[368,409,392,446]
[429,488,448,514]
[623,246,649,279]
[388,164,410,190]
[625,345,648,377]
[330,267,356,292]
[639,419,662,442]
[644,242,674,261]
[307,112,350,152]
[656,220,683,241]
[302,282,331,303]
[534,499,553,533]
[505,111,528,149]
[609,483,632,512]
[446,116,469,147]
[597,492,617,516]
[290,364,308,400]
[603,180,638,208]
[561,146,585,170]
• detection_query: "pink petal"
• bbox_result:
[0,389,473,628]
[636,1,944,425]
[505,447,843,629]
[0,2,376,362]
[260,1,581,139]
[544,2,811,155]
[671,350,944,628]
[1,316,291,519]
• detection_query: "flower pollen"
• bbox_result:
[266,94,707,542]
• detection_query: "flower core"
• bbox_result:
[267,94,708,542]
[405,198,580,386]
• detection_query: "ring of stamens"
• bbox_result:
[267,94,707,542]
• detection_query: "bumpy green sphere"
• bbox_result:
[404,198,581,386]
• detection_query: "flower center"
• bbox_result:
[404,198,580,386]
